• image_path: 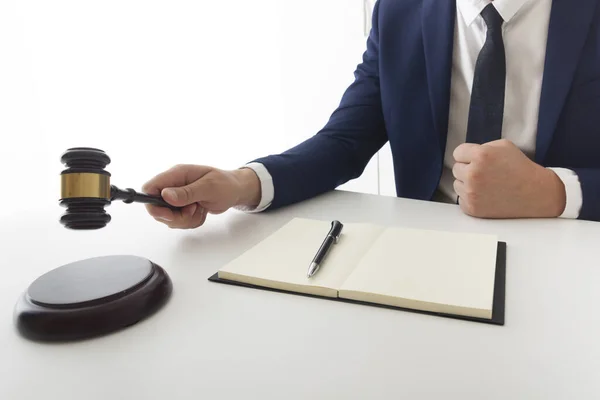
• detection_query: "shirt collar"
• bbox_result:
[457,0,532,26]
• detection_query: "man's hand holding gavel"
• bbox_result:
[142,165,262,229]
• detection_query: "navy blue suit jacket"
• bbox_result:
[253,0,600,221]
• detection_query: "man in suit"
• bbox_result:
[143,0,600,228]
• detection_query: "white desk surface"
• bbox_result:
[1,190,599,399]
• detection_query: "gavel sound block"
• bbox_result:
[13,148,174,342]
[14,255,172,342]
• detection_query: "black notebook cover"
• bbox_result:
[208,241,507,326]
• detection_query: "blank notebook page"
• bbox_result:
[338,227,498,318]
[218,218,385,297]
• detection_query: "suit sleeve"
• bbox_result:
[570,168,600,221]
[251,0,387,210]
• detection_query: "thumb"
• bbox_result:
[161,183,203,207]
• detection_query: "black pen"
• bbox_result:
[307,220,344,278]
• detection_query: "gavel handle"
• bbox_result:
[110,185,181,210]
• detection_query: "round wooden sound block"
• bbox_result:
[14,255,173,342]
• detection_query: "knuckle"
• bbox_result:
[464,185,478,200]
[461,199,477,216]
[474,149,489,163]
[466,168,481,184]
[181,185,194,201]
[460,187,479,209]
[172,164,190,174]
[203,177,217,190]
[467,194,477,207]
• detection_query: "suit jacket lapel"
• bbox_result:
[536,0,597,163]
[421,0,456,156]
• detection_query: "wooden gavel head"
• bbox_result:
[59,147,178,230]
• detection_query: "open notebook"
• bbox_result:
[209,218,506,325]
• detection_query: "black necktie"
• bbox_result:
[465,4,506,144]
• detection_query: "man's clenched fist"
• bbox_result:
[452,139,566,219]
[142,164,261,229]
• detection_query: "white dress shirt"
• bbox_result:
[245,0,583,218]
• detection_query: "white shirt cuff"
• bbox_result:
[234,162,274,213]
[548,167,582,219]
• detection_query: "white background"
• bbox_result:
[0,0,392,217]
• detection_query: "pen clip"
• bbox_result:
[329,220,343,243]
[329,234,340,244]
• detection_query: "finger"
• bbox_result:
[452,162,469,182]
[145,203,176,221]
[154,204,200,228]
[146,202,196,222]
[188,206,208,229]
[453,143,481,163]
[162,205,207,229]
[453,179,466,199]
[181,203,198,218]
[142,165,211,196]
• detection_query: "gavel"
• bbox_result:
[59,147,179,229]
